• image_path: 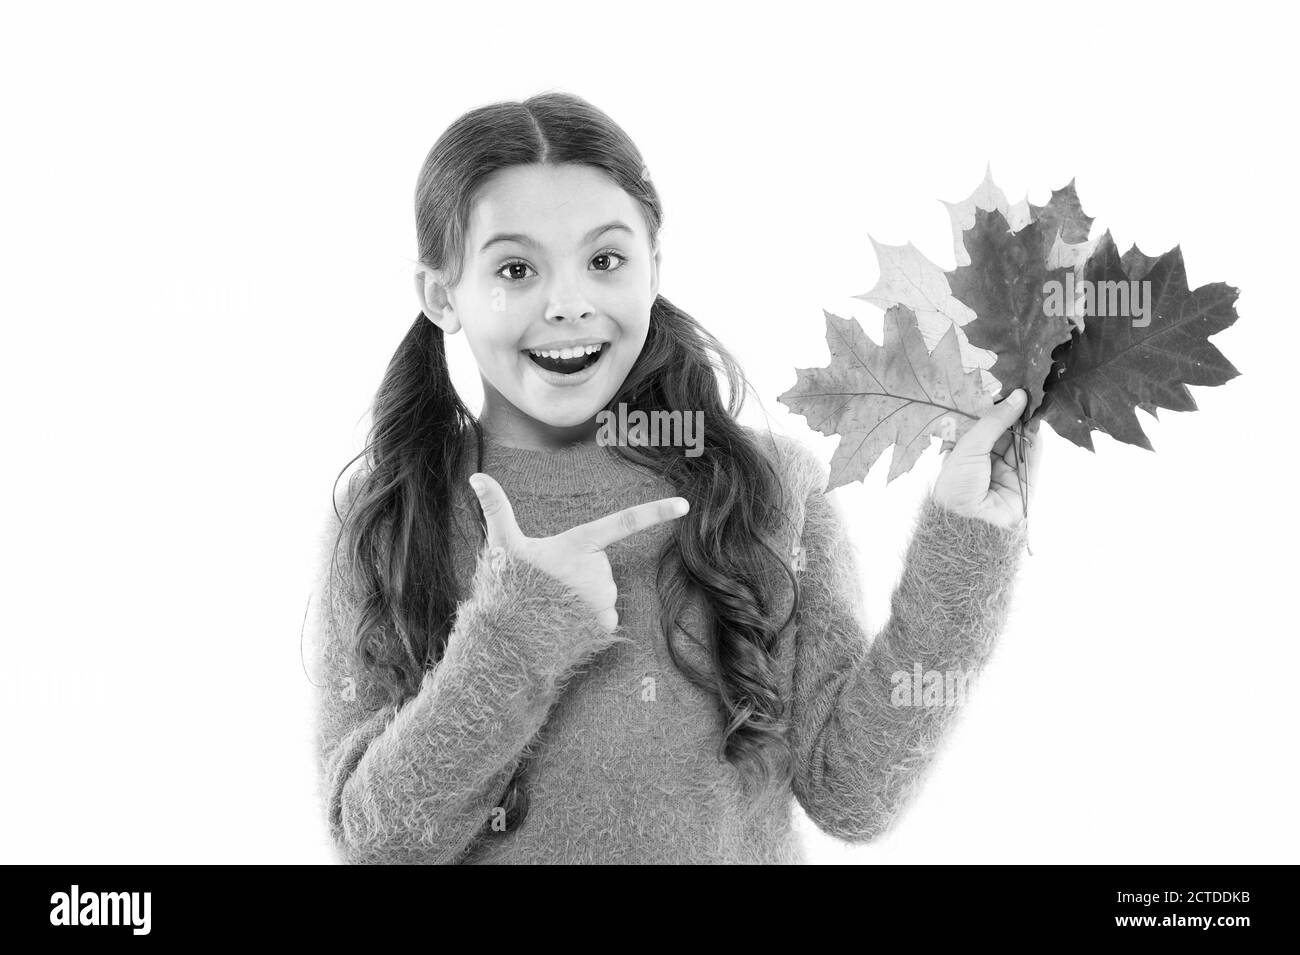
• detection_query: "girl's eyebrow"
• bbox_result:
[478,220,634,254]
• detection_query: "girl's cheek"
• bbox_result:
[605,286,652,331]
[472,290,530,351]
[488,282,521,318]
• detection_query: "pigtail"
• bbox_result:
[335,314,479,696]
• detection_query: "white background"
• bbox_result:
[3,0,1295,864]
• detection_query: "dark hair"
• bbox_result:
[327,91,801,834]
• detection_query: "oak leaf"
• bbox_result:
[778,305,993,488]
[1038,231,1241,451]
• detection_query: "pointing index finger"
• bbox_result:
[573,497,690,551]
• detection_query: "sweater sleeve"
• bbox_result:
[309,504,633,865]
[788,482,1028,844]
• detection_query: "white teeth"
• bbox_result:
[528,343,604,359]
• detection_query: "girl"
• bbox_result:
[308,91,1041,865]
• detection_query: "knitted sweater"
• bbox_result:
[308,426,1029,864]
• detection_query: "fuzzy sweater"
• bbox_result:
[308,427,1029,864]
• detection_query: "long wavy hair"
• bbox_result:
[328,91,802,832]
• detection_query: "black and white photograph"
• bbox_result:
[3,0,1294,928]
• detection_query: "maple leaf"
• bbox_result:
[1120,242,1161,280]
[856,237,976,341]
[948,208,1076,417]
[1030,178,1094,246]
[1045,233,1097,288]
[853,238,1000,393]
[778,305,993,488]
[943,165,1033,266]
[1006,196,1033,231]
[1031,178,1097,301]
[1037,231,1241,451]
[946,170,1094,272]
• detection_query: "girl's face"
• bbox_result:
[421,163,660,450]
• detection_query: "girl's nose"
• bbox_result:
[544,298,595,323]
[544,276,596,323]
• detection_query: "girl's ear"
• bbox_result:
[414,265,461,334]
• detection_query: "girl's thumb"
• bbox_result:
[469,473,520,545]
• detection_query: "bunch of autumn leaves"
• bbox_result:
[779,171,1242,499]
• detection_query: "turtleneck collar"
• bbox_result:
[459,426,661,496]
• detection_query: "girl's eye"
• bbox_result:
[495,250,627,283]
[590,250,628,273]
[496,260,535,283]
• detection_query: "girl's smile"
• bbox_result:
[522,339,610,385]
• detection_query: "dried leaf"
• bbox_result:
[778,305,993,488]
[796,169,1242,484]
[1029,178,1094,245]
[853,238,996,388]
[948,208,1076,416]
[1038,231,1241,451]
[1034,179,1097,326]
[1120,242,1161,280]
[856,237,976,338]
[944,164,1012,267]
[1006,196,1033,231]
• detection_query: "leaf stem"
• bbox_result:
[1014,410,1032,555]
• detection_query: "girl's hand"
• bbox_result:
[932,388,1043,529]
[468,473,690,633]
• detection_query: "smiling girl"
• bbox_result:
[308,91,1041,865]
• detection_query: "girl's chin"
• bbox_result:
[519,390,605,420]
